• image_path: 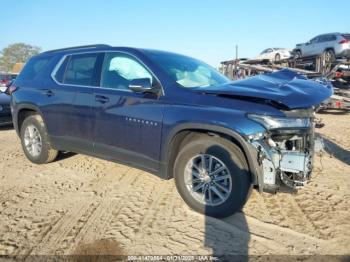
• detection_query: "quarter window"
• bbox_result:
[101,53,153,90]
[17,56,52,81]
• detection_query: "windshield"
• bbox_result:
[145,51,230,88]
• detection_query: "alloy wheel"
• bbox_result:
[184,154,232,206]
[24,124,42,157]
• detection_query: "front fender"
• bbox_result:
[160,122,261,185]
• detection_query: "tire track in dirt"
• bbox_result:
[0,187,17,205]
[261,193,321,238]
[133,181,170,236]
[63,171,140,254]
[129,183,186,254]
[29,166,133,255]
[96,177,174,254]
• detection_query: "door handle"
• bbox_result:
[39,88,54,97]
[95,95,109,103]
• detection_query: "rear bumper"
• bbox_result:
[337,49,350,58]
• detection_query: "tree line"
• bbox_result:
[0,43,41,73]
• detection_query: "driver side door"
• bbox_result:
[92,52,164,173]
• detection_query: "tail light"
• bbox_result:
[335,71,344,78]
[335,101,343,108]
[339,39,349,44]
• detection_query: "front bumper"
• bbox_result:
[248,126,314,192]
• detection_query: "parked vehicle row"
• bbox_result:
[253,32,350,63]
[1,44,333,217]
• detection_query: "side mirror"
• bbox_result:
[129,78,155,93]
[306,41,311,45]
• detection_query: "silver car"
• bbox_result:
[294,33,350,61]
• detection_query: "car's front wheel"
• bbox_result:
[174,134,251,218]
[294,50,302,59]
[275,53,281,62]
[20,114,58,164]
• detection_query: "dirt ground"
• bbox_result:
[0,112,349,258]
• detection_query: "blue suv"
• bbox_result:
[5,45,332,218]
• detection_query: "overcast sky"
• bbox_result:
[1,0,349,66]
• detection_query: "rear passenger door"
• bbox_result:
[52,52,103,152]
[92,52,164,172]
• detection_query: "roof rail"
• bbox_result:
[43,44,111,54]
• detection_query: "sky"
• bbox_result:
[0,0,349,66]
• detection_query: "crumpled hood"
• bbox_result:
[197,69,333,109]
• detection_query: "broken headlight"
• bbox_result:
[248,114,310,130]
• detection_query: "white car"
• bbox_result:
[255,48,292,62]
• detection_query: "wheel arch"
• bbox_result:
[160,123,260,185]
[14,103,45,136]
[324,47,335,52]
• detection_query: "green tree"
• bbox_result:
[0,43,41,72]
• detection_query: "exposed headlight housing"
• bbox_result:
[248,114,310,130]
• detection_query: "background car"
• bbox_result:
[294,33,350,61]
[254,48,292,62]
[0,92,12,126]
[0,73,17,87]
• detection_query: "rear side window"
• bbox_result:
[54,53,101,86]
[64,53,99,86]
[17,56,52,81]
[320,35,336,42]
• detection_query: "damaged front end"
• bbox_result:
[247,109,316,192]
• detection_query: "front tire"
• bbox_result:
[174,134,251,218]
[275,53,281,62]
[294,50,302,59]
[20,114,58,164]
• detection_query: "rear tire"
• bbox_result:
[20,114,58,164]
[324,49,335,63]
[174,134,251,218]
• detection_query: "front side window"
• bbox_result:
[62,53,99,86]
[145,51,230,89]
[101,53,153,90]
[310,36,319,44]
